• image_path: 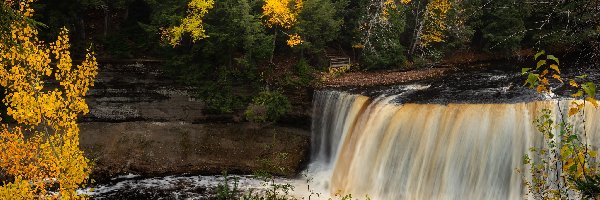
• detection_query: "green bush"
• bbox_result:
[358,2,407,70]
[244,90,291,123]
[295,59,313,80]
[244,104,269,123]
[283,59,314,87]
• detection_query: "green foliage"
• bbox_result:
[0,4,18,37]
[439,1,474,51]
[214,172,369,200]
[198,67,254,114]
[333,0,360,45]
[244,90,291,123]
[296,0,344,56]
[525,1,600,50]
[360,42,406,70]
[31,0,159,57]
[460,0,529,52]
[574,174,600,199]
[242,179,295,200]
[582,82,596,100]
[244,104,269,123]
[456,0,600,54]
[294,59,313,81]
[358,2,407,69]
[521,108,597,199]
[477,0,528,52]
[201,0,273,61]
[215,173,295,200]
[283,59,314,87]
[520,52,600,199]
[201,86,249,114]
[522,51,563,93]
[27,0,600,71]
[102,32,135,58]
[217,172,240,200]
[158,0,275,113]
[522,51,598,108]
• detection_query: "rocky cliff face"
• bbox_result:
[80,62,310,181]
[84,63,204,122]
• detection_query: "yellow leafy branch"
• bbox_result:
[0,0,98,198]
[262,0,304,47]
[419,0,451,47]
[522,50,598,115]
[161,0,215,47]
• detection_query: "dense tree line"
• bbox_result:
[30,0,600,64]
[26,0,600,116]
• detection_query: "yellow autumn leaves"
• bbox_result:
[521,53,599,189]
[162,0,215,47]
[523,50,598,117]
[262,0,303,29]
[164,0,304,48]
[286,34,303,47]
[379,0,451,48]
[560,142,597,179]
[420,0,451,47]
[262,0,304,47]
[0,0,98,198]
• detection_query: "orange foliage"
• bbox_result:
[0,0,98,198]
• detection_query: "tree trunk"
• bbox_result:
[410,21,423,55]
[409,1,425,56]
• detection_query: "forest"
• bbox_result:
[12,0,600,115]
[1,0,600,199]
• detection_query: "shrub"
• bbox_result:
[283,59,315,87]
[295,59,314,82]
[244,90,291,123]
[244,104,269,123]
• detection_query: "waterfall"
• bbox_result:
[308,90,600,199]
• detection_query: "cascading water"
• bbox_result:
[307,90,600,199]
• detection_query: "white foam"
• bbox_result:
[111,173,141,180]
[79,175,306,199]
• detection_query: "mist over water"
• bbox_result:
[306,90,600,199]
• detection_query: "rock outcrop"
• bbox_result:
[80,62,310,181]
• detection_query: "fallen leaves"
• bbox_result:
[320,68,451,87]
